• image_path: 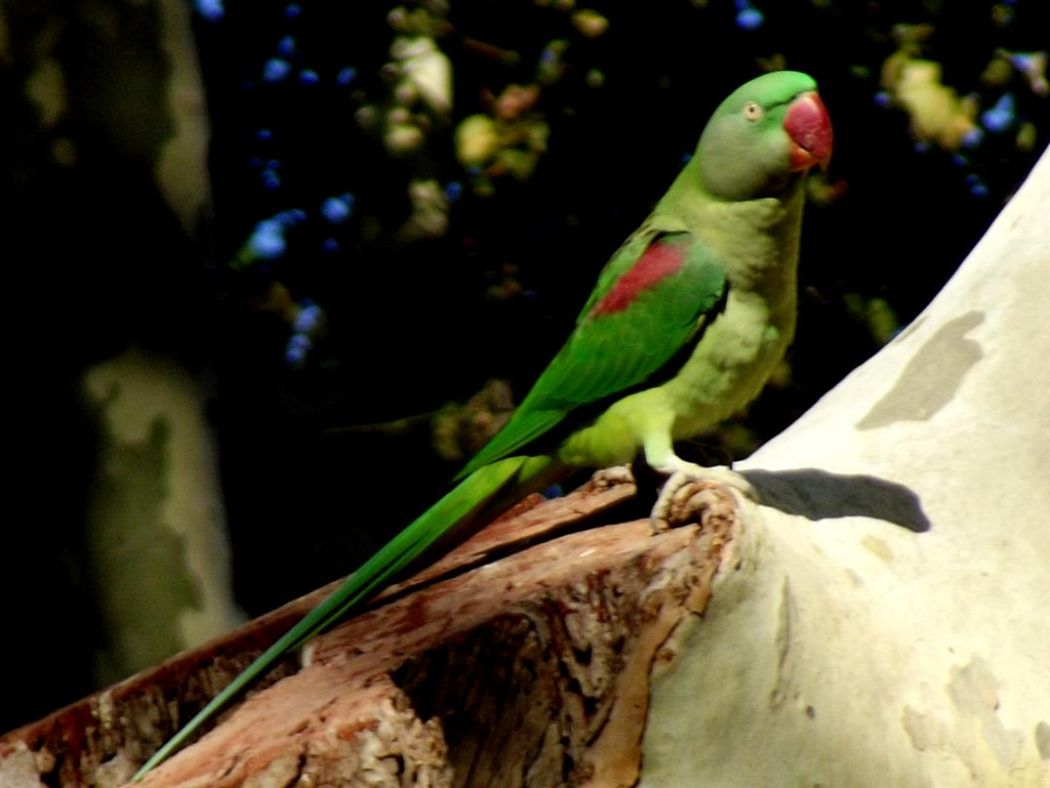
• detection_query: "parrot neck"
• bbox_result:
[652,180,807,436]
[658,170,806,301]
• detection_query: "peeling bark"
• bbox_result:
[0,477,738,787]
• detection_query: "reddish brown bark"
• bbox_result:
[0,476,739,787]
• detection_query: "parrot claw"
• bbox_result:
[590,464,636,490]
[649,463,756,532]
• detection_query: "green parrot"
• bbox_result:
[134,69,832,779]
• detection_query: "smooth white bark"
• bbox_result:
[642,145,1050,787]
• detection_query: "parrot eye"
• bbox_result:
[743,101,763,123]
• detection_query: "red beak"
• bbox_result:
[784,91,833,172]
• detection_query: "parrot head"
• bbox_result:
[695,70,833,201]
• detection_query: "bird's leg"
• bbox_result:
[648,454,757,532]
[590,463,636,489]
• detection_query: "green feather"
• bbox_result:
[459,233,725,477]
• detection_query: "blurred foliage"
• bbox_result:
[188,0,1049,598]
[4,0,1049,730]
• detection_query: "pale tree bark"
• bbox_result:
[84,349,243,687]
[73,0,240,685]
[2,0,234,689]
[641,143,1050,786]
[3,146,1048,786]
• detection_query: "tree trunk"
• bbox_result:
[640,143,1050,786]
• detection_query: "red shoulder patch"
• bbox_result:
[589,241,685,317]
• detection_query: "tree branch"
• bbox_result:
[0,476,739,787]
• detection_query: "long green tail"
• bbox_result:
[133,454,558,780]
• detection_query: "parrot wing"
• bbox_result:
[458,229,726,477]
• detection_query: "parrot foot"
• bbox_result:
[590,464,635,490]
[650,463,756,532]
